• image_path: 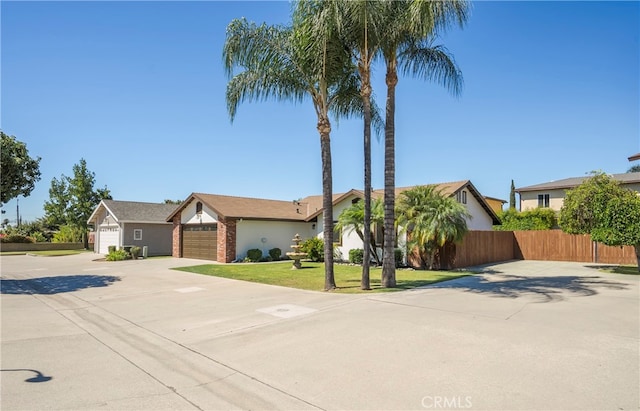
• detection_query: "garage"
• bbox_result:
[98,226,120,254]
[182,224,217,260]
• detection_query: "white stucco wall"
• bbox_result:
[462,190,494,230]
[181,200,218,224]
[236,220,314,261]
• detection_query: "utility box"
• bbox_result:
[142,246,148,259]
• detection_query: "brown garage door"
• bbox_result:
[182,224,217,260]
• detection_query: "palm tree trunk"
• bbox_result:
[382,61,398,288]
[318,117,336,290]
[361,64,372,290]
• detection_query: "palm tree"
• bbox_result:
[223,16,361,290]
[396,185,470,269]
[335,197,384,265]
[297,0,386,290]
[379,0,469,287]
[336,0,385,289]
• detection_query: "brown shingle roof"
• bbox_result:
[516,172,640,192]
[167,180,501,225]
[167,193,309,222]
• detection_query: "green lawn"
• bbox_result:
[172,261,470,293]
[600,265,640,275]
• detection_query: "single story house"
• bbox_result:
[516,172,640,211]
[88,200,178,256]
[168,180,500,262]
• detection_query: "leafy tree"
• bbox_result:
[396,185,470,270]
[560,172,640,269]
[628,164,640,173]
[43,158,111,248]
[509,179,516,210]
[379,0,468,286]
[336,197,384,265]
[223,14,363,290]
[494,208,557,231]
[1,131,42,205]
[163,199,183,204]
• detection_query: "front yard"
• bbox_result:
[172,261,471,293]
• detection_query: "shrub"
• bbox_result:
[246,248,262,262]
[349,248,364,264]
[130,246,141,259]
[106,249,128,261]
[268,247,282,260]
[108,245,116,254]
[300,237,324,262]
[0,234,34,243]
[259,256,273,262]
[53,225,84,243]
[494,208,557,231]
[394,248,404,267]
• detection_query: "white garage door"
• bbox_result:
[99,227,120,254]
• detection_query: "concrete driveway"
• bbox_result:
[1,254,638,410]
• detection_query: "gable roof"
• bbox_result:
[302,181,501,225]
[166,193,309,222]
[516,172,640,192]
[88,200,178,224]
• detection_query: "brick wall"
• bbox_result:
[172,215,182,257]
[217,218,236,263]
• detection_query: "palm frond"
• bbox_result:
[398,39,463,97]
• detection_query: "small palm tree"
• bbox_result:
[396,185,470,270]
[223,16,362,290]
[336,197,384,265]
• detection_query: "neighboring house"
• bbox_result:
[484,196,507,215]
[168,180,500,262]
[516,172,640,211]
[88,200,178,256]
[166,193,314,262]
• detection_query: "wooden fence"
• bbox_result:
[408,230,637,269]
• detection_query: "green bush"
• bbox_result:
[494,208,558,231]
[268,247,282,260]
[108,245,116,254]
[246,248,262,262]
[130,246,141,259]
[0,234,34,243]
[349,248,364,264]
[300,237,324,262]
[106,249,129,261]
[53,225,84,243]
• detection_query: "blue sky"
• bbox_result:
[2,1,639,223]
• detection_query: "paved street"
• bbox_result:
[1,253,638,410]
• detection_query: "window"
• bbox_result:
[375,224,384,245]
[134,229,142,241]
[196,201,203,214]
[538,194,550,208]
[333,222,342,246]
[456,190,467,204]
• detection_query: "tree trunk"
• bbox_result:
[635,244,640,272]
[382,61,398,287]
[318,117,336,290]
[360,60,372,290]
